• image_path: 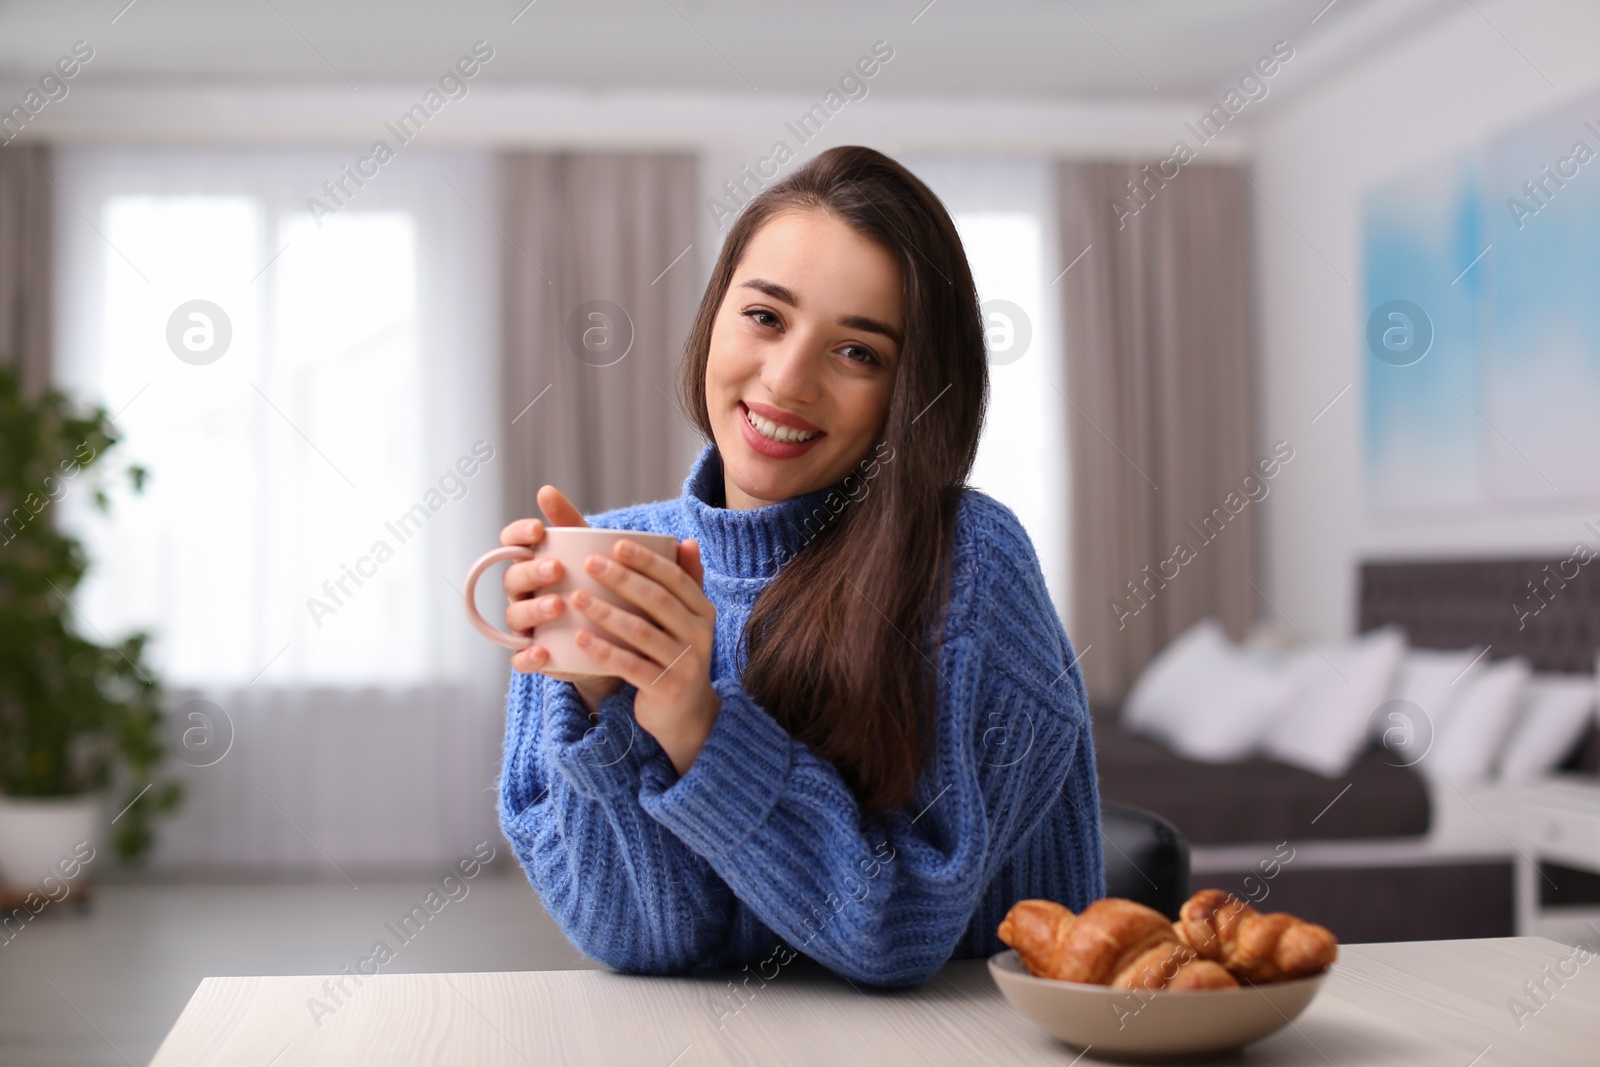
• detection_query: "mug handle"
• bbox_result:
[462,545,538,650]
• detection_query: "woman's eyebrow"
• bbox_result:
[839,313,903,348]
[737,277,903,348]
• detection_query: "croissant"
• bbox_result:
[998,898,1238,990]
[1173,889,1338,982]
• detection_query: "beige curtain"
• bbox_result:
[0,144,52,399]
[500,153,699,522]
[1055,162,1259,703]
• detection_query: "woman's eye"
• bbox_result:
[741,308,880,366]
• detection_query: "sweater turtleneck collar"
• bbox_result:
[678,442,843,579]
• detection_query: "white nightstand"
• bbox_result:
[1515,776,1600,943]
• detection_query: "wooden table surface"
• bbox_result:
[150,937,1600,1066]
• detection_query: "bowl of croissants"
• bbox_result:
[990,888,1339,1058]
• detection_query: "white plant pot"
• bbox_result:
[0,793,105,892]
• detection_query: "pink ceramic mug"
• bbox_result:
[461,526,679,676]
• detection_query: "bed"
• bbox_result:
[1090,557,1600,942]
[1092,712,1431,845]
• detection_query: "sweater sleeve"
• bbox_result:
[496,668,737,974]
[636,508,1097,988]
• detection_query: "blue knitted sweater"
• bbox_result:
[497,443,1104,988]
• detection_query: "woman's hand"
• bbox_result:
[501,485,623,715]
[565,536,720,777]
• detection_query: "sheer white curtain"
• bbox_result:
[897,155,1072,628]
[54,145,509,873]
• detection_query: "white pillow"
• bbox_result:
[1419,657,1532,784]
[1373,647,1487,744]
[1122,620,1226,737]
[1122,619,1298,763]
[1262,627,1406,777]
[1496,673,1596,782]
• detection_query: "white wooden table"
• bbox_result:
[150,937,1600,1066]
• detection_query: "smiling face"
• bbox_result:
[706,208,904,510]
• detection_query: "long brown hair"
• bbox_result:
[677,146,988,813]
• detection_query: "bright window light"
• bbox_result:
[955,209,1071,627]
[71,197,427,686]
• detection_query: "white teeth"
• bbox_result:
[745,405,819,444]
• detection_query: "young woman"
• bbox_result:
[496,145,1103,988]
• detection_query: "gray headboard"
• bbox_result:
[1358,557,1600,674]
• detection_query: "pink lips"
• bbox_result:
[738,401,826,459]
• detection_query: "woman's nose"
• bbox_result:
[761,337,821,403]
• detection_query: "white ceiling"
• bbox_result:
[0,0,1432,100]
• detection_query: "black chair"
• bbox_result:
[1100,801,1191,920]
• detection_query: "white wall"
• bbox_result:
[1250,0,1600,638]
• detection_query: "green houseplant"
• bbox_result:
[0,363,182,871]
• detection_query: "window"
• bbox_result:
[53,147,501,688]
[903,156,1072,628]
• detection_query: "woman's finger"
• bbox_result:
[511,641,619,686]
[571,627,658,692]
[583,552,700,644]
[568,588,681,670]
[607,539,716,622]
[677,539,705,586]
[511,643,549,674]
[537,485,589,528]
[499,517,546,547]
[505,556,564,598]
[506,593,565,635]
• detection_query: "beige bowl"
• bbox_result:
[988,949,1329,1059]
